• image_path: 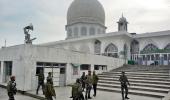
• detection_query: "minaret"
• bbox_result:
[117,14,128,32]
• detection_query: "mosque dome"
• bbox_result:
[67,0,105,26]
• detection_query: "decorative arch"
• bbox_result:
[94,40,101,55]
[104,43,118,58]
[164,43,170,50]
[142,43,159,53]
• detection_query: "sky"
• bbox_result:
[0,0,170,47]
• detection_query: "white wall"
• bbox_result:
[0,44,124,91]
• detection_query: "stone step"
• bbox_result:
[111,70,170,73]
[102,72,170,76]
[97,83,169,93]
[98,79,170,85]
[98,81,170,89]
[97,86,166,98]
[102,72,170,75]
[98,65,170,98]
[98,76,170,82]
[98,74,170,78]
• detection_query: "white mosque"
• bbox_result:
[0,0,170,91]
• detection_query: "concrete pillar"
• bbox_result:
[90,64,94,71]
[168,54,170,65]
[160,54,164,65]
[145,54,147,65]
[0,61,4,83]
[65,63,73,85]
[138,55,142,65]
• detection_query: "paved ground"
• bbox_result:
[28,86,162,100]
[0,87,38,100]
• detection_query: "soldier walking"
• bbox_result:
[7,76,17,100]
[85,71,93,99]
[92,71,99,97]
[44,78,56,100]
[36,70,45,95]
[119,71,130,100]
[47,72,53,85]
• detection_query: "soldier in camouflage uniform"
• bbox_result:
[44,78,56,100]
[36,70,45,95]
[72,78,84,100]
[119,71,130,100]
[80,72,86,91]
[47,72,53,85]
[85,71,93,99]
[92,71,99,97]
[7,76,17,100]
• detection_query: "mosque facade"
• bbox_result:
[0,0,170,91]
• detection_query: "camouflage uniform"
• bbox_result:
[119,72,130,100]
[47,72,53,85]
[36,72,45,94]
[92,72,99,97]
[80,72,86,91]
[44,81,56,100]
[7,76,17,100]
[85,74,93,99]
[72,81,84,100]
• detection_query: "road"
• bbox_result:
[0,87,38,100]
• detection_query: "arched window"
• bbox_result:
[131,40,139,54]
[164,43,170,50]
[105,43,118,58]
[94,40,101,55]
[81,27,87,36]
[90,27,95,35]
[74,27,78,37]
[143,44,158,52]
[68,28,72,37]
[97,29,101,34]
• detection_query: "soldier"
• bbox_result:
[85,71,93,99]
[92,71,99,97]
[72,78,84,100]
[36,70,45,95]
[80,72,86,91]
[119,71,130,100]
[7,76,17,100]
[44,78,56,100]
[47,72,53,85]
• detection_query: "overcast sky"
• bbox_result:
[0,0,170,47]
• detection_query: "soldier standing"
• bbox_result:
[80,72,86,91]
[119,71,130,100]
[85,71,93,99]
[44,78,56,100]
[7,76,17,100]
[36,70,45,95]
[47,72,53,85]
[92,71,99,97]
